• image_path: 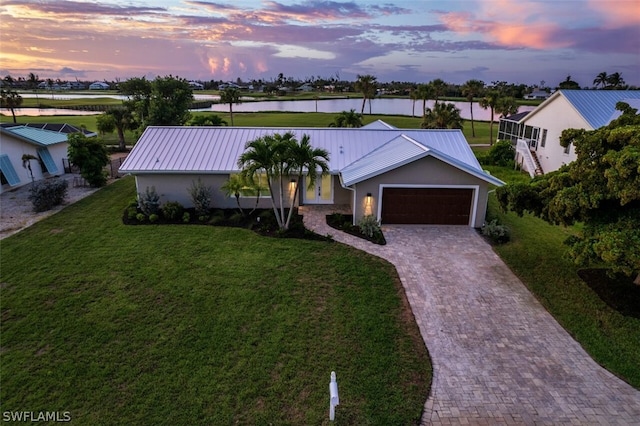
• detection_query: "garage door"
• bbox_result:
[381,188,473,225]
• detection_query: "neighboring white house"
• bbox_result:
[0,124,97,193]
[296,83,315,92]
[513,90,640,176]
[119,123,504,227]
[523,90,551,100]
[189,81,204,90]
[89,82,110,90]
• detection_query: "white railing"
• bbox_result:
[516,139,537,178]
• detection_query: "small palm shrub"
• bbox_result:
[28,179,69,212]
[138,186,161,215]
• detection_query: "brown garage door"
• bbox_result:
[381,188,473,224]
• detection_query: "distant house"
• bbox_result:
[513,90,640,177]
[189,81,204,90]
[0,123,96,192]
[296,83,315,92]
[119,123,504,227]
[523,90,550,100]
[89,82,110,90]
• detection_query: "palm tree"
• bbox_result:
[593,72,608,89]
[238,133,291,229]
[1,89,23,123]
[495,97,519,119]
[461,79,485,137]
[329,109,363,128]
[354,74,377,115]
[220,87,241,126]
[409,87,419,117]
[106,107,136,151]
[429,78,448,106]
[420,102,463,129]
[416,84,432,117]
[479,90,500,144]
[221,174,247,215]
[284,134,330,229]
[28,73,40,106]
[606,72,625,89]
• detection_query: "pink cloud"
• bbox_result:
[587,0,640,26]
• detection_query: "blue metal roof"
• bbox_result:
[560,90,640,129]
[1,126,68,146]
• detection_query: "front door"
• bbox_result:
[303,174,333,204]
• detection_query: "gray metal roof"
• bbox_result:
[361,120,397,130]
[120,125,503,186]
[1,125,69,146]
[534,90,640,129]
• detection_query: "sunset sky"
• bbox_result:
[0,0,638,86]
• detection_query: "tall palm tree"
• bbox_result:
[416,84,432,117]
[221,174,247,215]
[606,72,625,89]
[354,74,377,115]
[409,87,419,117]
[220,87,241,126]
[420,102,463,129]
[593,72,608,89]
[429,78,448,106]
[28,72,40,106]
[495,97,519,119]
[479,90,500,144]
[284,134,330,229]
[329,109,363,128]
[238,133,290,229]
[1,89,23,123]
[461,79,485,137]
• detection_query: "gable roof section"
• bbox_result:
[524,90,640,129]
[1,122,96,137]
[1,125,69,146]
[341,134,504,187]
[361,120,397,130]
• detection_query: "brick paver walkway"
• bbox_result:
[300,205,640,425]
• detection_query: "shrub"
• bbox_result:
[188,179,212,216]
[484,140,515,167]
[182,212,191,223]
[161,201,184,220]
[126,206,138,220]
[28,179,69,212]
[149,214,159,223]
[481,219,511,244]
[136,213,147,222]
[358,214,382,238]
[138,186,161,216]
[66,133,109,187]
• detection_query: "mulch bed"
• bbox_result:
[325,213,386,245]
[577,268,640,319]
[123,207,331,242]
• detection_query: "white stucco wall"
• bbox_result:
[522,95,586,173]
[0,134,68,193]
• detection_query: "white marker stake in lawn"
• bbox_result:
[329,371,339,421]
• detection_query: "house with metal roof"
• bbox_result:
[120,124,504,227]
[0,125,78,192]
[514,90,640,176]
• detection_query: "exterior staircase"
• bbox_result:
[516,139,544,177]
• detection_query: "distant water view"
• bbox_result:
[5,94,535,121]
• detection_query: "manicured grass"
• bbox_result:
[0,177,431,425]
[484,167,640,388]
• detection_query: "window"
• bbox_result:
[37,148,58,174]
[237,173,271,198]
[563,143,571,155]
[540,129,547,148]
[0,154,20,186]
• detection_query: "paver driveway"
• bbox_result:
[301,206,640,425]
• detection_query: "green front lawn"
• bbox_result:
[485,167,640,388]
[0,177,431,425]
